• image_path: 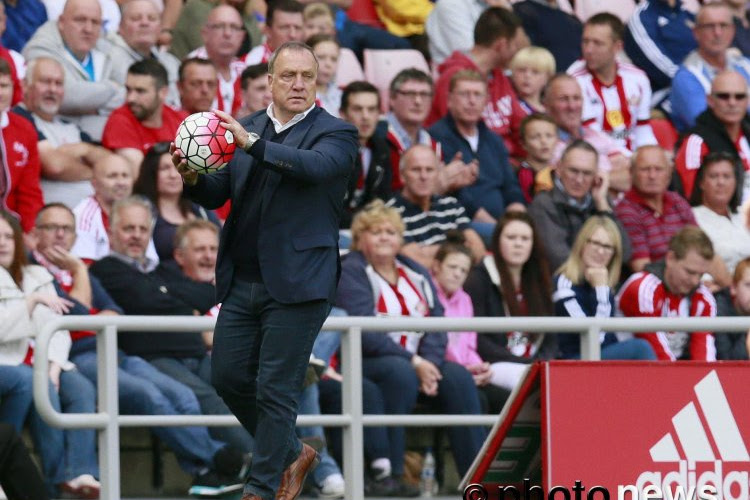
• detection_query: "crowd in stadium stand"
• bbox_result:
[0,0,749,498]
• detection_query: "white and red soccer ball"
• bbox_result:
[174,112,236,174]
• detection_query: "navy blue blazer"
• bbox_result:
[184,106,358,304]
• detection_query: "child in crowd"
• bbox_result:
[509,46,556,114]
[517,113,556,203]
[303,2,336,39]
[308,34,342,117]
[431,232,510,414]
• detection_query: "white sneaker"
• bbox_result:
[318,473,345,499]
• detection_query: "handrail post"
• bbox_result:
[97,325,121,500]
[341,326,364,500]
[581,325,601,360]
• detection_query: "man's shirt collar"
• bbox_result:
[266,102,316,134]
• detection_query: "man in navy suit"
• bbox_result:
[173,41,358,500]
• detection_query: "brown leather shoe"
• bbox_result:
[275,443,321,500]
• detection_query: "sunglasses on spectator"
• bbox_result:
[713,92,748,101]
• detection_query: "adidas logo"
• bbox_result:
[634,371,749,500]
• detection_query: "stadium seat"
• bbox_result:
[651,117,679,152]
[363,49,431,112]
[336,47,365,88]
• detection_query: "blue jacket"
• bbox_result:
[185,107,358,304]
[335,250,448,368]
[428,113,525,218]
[624,0,696,91]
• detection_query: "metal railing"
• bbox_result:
[32,315,750,500]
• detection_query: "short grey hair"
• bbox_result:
[25,57,64,85]
[268,41,318,74]
[110,195,155,234]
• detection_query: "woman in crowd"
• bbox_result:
[133,142,220,263]
[0,211,99,498]
[335,200,485,492]
[430,232,510,414]
[553,216,656,360]
[464,211,556,391]
[690,152,750,280]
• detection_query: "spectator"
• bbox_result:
[177,57,218,116]
[13,57,109,209]
[308,34,341,117]
[133,142,220,264]
[371,0,433,59]
[624,0,697,93]
[512,0,582,72]
[429,70,525,245]
[385,144,485,268]
[0,59,44,235]
[302,2,336,39]
[615,145,698,272]
[714,256,750,360]
[339,81,393,229]
[463,211,557,391]
[509,46,556,114]
[0,210,100,499]
[430,232,510,414]
[108,0,182,108]
[690,152,750,278]
[42,0,123,35]
[102,59,187,176]
[616,226,717,361]
[426,0,510,66]
[1,0,47,53]
[528,140,630,272]
[235,63,272,119]
[543,74,631,193]
[671,1,750,132]
[244,0,305,65]
[429,7,527,156]
[70,154,159,264]
[568,13,657,152]
[553,216,656,360]
[0,3,25,108]
[675,70,750,201]
[22,0,125,141]
[729,0,750,57]
[170,0,262,60]
[516,113,556,203]
[335,200,486,481]
[187,5,249,116]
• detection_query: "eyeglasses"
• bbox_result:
[205,23,244,33]
[587,238,615,253]
[37,224,75,235]
[713,92,748,101]
[394,90,433,100]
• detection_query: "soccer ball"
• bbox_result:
[174,112,236,174]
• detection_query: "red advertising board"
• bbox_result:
[464,362,750,500]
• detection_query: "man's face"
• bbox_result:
[665,249,711,296]
[341,91,380,141]
[25,59,65,119]
[266,11,304,50]
[401,147,439,201]
[269,48,317,122]
[242,75,272,113]
[178,63,218,114]
[119,0,161,51]
[545,78,583,134]
[58,0,102,59]
[109,204,152,260]
[732,267,750,314]
[0,74,13,113]
[557,148,598,200]
[92,158,133,205]
[581,23,620,75]
[694,5,735,58]
[632,147,671,197]
[34,207,76,253]
[126,73,163,122]
[174,228,218,283]
[708,72,749,126]
[447,79,487,126]
[390,79,433,128]
[201,6,245,60]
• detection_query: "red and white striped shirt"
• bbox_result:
[616,270,717,361]
[373,264,430,354]
[568,60,657,151]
